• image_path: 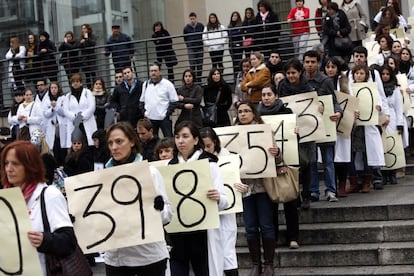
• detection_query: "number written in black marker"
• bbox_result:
[0,197,23,275]
[172,169,207,228]
[74,175,144,250]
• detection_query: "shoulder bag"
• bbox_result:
[263,165,299,203]
[334,36,352,51]
[201,89,221,126]
[17,103,34,141]
[40,187,92,276]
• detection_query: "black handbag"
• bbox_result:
[164,49,178,67]
[40,187,92,276]
[201,90,221,126]
[334,36,352,51]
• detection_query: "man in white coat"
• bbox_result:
[140,62,178,138]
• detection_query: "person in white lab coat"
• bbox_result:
[168,121,228,276]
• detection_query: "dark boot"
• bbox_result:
[362,175,372,193]
[262,238,276,276]
[224,269,239,276]
[346,176,359,193]
[381,170,389,185]
[390,170,398,185]
[337,180,347,197]
[247,238,261,276]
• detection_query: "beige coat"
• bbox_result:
[341,1,368,42]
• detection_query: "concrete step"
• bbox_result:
[91,264,414,276]
[236,202,414,226]
[236,176,414,226]
[275,265,414,276]
[236,241,414,268]
[236,219,414,247]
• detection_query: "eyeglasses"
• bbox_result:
[238,109,253,114]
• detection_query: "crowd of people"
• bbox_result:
[2,0,414,275]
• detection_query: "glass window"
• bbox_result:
[0,1,17,18]
[111,0,121,11]
[72,0,101,17]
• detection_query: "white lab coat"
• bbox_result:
[62,87,97,147]
[43,93,68,149]
[16,101,43,135]
[347,76,385,167]
[5,45,26,90]
[217,148,238,271]
[334,78,353,163]
[176,150,228,276]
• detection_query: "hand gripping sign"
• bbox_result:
[157,159,220,233]
[65,161,165,254]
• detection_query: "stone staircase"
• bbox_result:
[235,165,414,275]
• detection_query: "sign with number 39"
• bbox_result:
[65,161,165,253]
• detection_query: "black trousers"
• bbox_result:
[105,258,167,276]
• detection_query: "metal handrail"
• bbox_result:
[0,17,323,114]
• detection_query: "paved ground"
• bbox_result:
[91,174,414,275]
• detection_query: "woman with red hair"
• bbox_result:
[1,141,77,275]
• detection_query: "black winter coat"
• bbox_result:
[110,80,144,126]
[176,84,203,128]
[203,82,232,127]
[322,10,352,56]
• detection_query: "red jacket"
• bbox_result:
[287,7,310,35]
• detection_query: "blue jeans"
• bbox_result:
[310,144,336,196]
[150,118,173,138]
[242,192,274,240]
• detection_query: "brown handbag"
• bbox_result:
[17,125,31,140]
[17,103,34,141]
[263,166,299,203]
[40,187,92,276]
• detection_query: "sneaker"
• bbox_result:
[326,191,338,202]
[301,197,310,209]
[289,241,300,249]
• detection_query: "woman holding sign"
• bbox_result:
[324,57,352,197]
[169,121,228,276]
[380,64,404,184]
[201,127,248,276]
[348,64,385,192]
[104,122,173,275]
[235,101,280,276]
[1,141,79,276]
[278,58,315,209]
[257,84,300,250]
